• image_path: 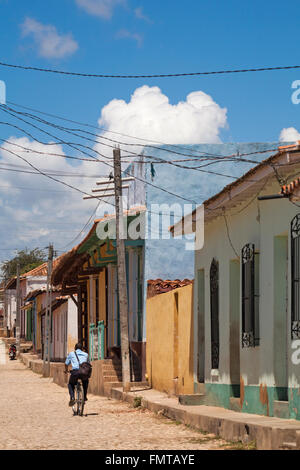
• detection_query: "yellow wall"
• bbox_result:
[146,283,194,396]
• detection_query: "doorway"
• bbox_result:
[274,235,288,401]
[229,259,240,397]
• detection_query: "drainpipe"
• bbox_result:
[257,194,289,201]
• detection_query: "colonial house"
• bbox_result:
[50,142,279,384]
[1,278,17,336]
[19,263,48,341]
[23,287,77,362]
[51,208,145,379]
[171,142,300,420]
[1,264,48,341]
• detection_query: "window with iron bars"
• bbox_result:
[291,213,300,339]
[241,243,260,348]
[210,258,219,369]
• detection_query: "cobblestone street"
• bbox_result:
[0,352,230,450]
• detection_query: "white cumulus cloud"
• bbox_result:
[75,0,126,19]
[21,17,78,59]
[279,127,300,142]
[0,137,110,254]
[134,7,152,23]
[115,29,143,47]
[97,85,228,146]
[0,86,228,259]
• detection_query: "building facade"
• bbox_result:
[172,143,300,420]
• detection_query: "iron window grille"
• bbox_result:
[291,214,300,339]
[241,243,260,348]
[210,258,219,369]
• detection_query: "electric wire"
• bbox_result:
[1,60,300,78]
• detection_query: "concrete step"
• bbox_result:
[102,359,122,366]
[102,364,122,371]
[102,367,122,374]
[178,394,206,406]
[104,381,122,396]
[229,397,242,412]
[103,374,122,382]
[274,400,290,419]
[281,441,297,450]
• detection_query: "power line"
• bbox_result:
[1,60,300,78]
[8,100,226,154]
[9,100,264,159]
[0,104,280,183]
[4,100,300,217]
[0,107,201,204]
[0,145,118,207]
[58,182,113,250]
[2,103,281,163]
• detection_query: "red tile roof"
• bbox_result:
[281,177,300,196]
[22,262,48,277]
[147,279,193,298]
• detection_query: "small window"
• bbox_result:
[241,243,260,348]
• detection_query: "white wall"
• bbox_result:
[194,178,300,389]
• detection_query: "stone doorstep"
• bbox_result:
[178,394,206,406]
[110,387,300,450]
[103,375,122,382]
[102,364,122,371]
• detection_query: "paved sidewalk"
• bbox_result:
[0,338,6,364]
[111,386,300,450]
[16,345,300,449]
[0,348,233,450]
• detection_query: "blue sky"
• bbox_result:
[0,0,299,143]
[0,0,299,261]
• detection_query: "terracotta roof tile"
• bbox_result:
[281,177,300,196]
[147,279,193,298]
[22,262,48,278]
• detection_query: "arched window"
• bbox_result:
[241,243,260,347]
[291,214,300,338]
[210,258,219,369]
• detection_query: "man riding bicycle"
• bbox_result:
[65,343,90,407]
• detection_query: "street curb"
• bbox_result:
[110,387,300,450]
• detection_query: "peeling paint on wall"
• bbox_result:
[259,383,269,416]
[240,376,245,409]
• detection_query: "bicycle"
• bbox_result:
[68,372,85,416]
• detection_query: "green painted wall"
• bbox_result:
[195,382,300,419]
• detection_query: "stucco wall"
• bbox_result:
[146,283,194,396]
[67,297,78,354]
[194,176,300,417]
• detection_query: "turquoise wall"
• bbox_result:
[197,382,300,420]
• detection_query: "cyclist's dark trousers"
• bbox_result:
[68,370,89,400]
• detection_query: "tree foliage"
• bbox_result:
[1,248,47,279]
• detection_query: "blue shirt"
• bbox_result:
[65,349,89,370]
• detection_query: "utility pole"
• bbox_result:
[83,155,134,391]
[113,148,131,392]
[3,276,8,336]
[16,263,21,357]
[43,244,54,377]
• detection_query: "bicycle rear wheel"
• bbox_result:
[76,382,85,416]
